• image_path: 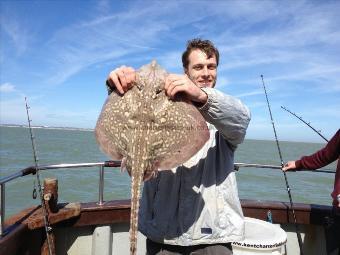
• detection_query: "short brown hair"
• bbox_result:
[182,39,219,69]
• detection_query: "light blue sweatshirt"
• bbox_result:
[139,87,251,245]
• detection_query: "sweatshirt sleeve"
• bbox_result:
[295,129,340,170]
[198,87,251,148]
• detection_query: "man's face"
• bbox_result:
[185,49,217,88]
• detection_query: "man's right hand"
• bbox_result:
[107,66,136,94]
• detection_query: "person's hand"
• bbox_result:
[282,161,297,171]
[164,74,208,104]
[107,66,136,94]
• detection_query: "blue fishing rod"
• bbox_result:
[261,75,304,255]
[281,106,329,142]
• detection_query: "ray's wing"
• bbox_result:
[151,99,209,170]
[95,92,132,160]
[96,60,209,169]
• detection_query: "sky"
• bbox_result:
[0,0,339,143]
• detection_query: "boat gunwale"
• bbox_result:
[0,198,334,255]
[0,161,335,255]
[1,198,333,232]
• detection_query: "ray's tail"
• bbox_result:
[129,163,144,255]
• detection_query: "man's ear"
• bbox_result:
[184,68,188,75]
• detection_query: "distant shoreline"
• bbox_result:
[0,124,93,132]
[0,124,325,144]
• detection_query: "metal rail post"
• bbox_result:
[98,165,104,205]
[0,183,5,236]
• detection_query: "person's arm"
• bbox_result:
[283,129,339,171]
[198,87,251,148]
[297,130,339,169]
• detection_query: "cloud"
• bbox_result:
[1,1,339,141]
[301,104,340,119]
[213,1,340,94]
[157,51,183,71]
[0,10,31,55]
[216,76,230,89]
[0,93,99,128]
[0,95,27,125]
[6,0,339,89]
[0,83,16,93]
[39,1,291,85]
[235,90,263,98]
[41,2,177,84]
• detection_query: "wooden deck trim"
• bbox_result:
[0,199,334,255]
[240,199,333,225]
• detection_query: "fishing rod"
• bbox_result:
[281,106,329,142]
[25,97,53,255]
[260,75,304,255]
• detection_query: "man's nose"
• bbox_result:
[202,67,209,76]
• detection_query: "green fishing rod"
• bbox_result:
[261,75,304,255]
[281,105,329,142]
[25,97,53,255]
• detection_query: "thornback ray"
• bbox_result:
[95,60,209,255]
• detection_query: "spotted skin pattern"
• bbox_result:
[95,61,209,255]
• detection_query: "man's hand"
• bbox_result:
[282,161,297,171]
[107,66,136,94]
[165,74,208,105]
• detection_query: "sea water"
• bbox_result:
[0,126,336,218]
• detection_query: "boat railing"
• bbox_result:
[0,160,121,236]
[0,161,334,236]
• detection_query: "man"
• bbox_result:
[106,39,251,255]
